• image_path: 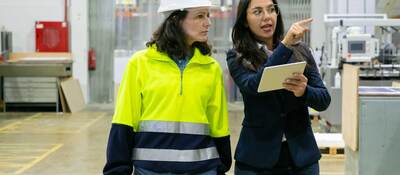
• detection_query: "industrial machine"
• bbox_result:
[339,27,379,63]
[319,14,400,128]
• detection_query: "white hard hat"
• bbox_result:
[158,0,213,13]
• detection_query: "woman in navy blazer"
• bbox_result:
[227,0,331,174]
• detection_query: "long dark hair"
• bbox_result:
[146,10,211,59]
[232,0,284,68]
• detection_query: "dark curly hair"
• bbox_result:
[146,10,211,59]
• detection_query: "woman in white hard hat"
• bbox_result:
[103,0,231,175]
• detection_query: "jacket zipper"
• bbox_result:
[180,68,183,96]
[174,61,187,96]
[173,56,191,96]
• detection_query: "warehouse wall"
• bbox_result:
[0,0,90,103]
[0,0,64,51]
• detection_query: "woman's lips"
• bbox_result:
[261,24,273,32]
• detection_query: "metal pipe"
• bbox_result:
[65,0,68,22]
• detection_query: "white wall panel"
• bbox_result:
[0,0,89,103]
[0,0,64,51]
[70,0,89,103]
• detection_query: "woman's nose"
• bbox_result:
[205,17,211,28]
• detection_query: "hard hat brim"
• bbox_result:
[158,4,215,13]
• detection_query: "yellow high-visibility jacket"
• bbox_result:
[104,45,231,174]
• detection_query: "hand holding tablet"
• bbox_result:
[257,61,307,93]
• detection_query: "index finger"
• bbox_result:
[297,18,313,27]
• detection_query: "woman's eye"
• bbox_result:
[269,7,276,13]
[253,10,261,15]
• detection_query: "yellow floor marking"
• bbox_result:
[0,143,52,146]
[0,162,24,167]
[77,113,107,133]
[0,148,49,152]
[0,156,36,161]
[14,144,63,175]
[1,113,107,134]
[0,113,42,133]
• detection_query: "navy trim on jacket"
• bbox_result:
[103,124,135,175]
[134,159,220,174]
[134,132,215,149]
[226,42,331,169]
[214,136,232,174]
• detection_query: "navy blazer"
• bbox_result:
[226,42,331,169]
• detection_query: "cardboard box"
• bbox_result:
[60,78,86,113]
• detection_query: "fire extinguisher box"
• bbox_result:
[36,21,69,52]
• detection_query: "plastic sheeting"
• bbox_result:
[279,0,311,44]
[88,0,115,103]
[113,0,241,102]
[88,0,313,103]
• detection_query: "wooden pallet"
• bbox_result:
[319,146,344,155]
[0,100,4,111]
[310,114,320,121]
[315,133,345,155]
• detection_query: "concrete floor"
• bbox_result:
[0,104,344,175]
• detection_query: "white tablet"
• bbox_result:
[257,61,307,93]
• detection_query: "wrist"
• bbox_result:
[281,39,290,47]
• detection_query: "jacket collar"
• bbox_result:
[146,45,213,65]
[256,42,273,56]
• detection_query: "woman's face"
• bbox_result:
[246,0,278,43]
[181,7,211,45]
